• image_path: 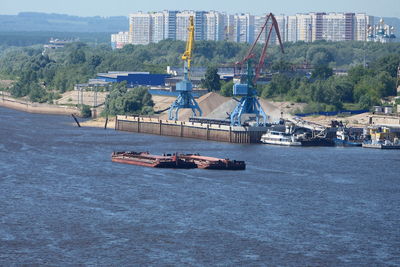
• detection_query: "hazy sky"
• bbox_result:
[2,0,400,18]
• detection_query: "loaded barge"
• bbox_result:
[111,151,196,169]
[180,154,246,170]
[111,151,245,170]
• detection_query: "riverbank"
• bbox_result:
[0,95,80,116]
[79,116,115,129]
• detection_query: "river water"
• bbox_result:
[0,106,399,266]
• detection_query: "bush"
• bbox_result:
[80,104,92,118]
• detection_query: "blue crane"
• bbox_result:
[168,16,202,121]
[230,13,284,126]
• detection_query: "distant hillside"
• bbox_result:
[0,12,128,32]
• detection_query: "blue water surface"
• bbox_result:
[0,107,399,266]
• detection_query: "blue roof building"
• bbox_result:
[96,71,171,87]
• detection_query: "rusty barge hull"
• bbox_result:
[111,152,197,169]
[180,155,246,170]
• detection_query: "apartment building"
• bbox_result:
[355,13,374,41]
[115,10,377,48]
[233,13,255,43]
[205,11,225,41]
[111,32,130,49]
[129,12,152,45]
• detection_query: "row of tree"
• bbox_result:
[0,39,399,114]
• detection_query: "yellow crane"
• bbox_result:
[181,16,195,76]
[168,16,202,120]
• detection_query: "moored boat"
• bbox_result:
[333,128,362,147]
[300,137,335,147]
[260,130,302,146]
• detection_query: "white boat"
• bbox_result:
[260,130,302,146]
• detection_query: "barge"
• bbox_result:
[112,151,246,170]
[111,151,196,169]
[180,154,246,170]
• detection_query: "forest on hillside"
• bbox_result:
[0,39,399,113]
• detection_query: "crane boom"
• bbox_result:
[235,13,284,84]
[182,16,195,72]
[168,15,202,120]
[230,13,284,126]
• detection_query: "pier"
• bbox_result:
[115,115,269,144]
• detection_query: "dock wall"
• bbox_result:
[115,115,268,144]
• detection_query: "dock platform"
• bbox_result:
[115,115,269,144]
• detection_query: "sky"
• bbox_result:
[2,0,400,18]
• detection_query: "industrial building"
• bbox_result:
[96,72,171,87]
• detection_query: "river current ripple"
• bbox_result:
[0,107,399,266]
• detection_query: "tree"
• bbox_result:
[311,65,333,80]
[103,83,154,116]
[220,81,233,97]
[202,66,220,91]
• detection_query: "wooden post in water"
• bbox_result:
[71,114,81,127]
[180,121,184,137]
[104,116,108,129]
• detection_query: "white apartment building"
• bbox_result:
[355,13,374,41]
[296,14,313,42]
[233,13,255,43]
[205,11,225,41]
[225,14,235,41]
[129,12,151,44]
[286,15,298,42]
[114,10,376,48]
[111,32,130,49]
[151,12,166,43]
[322,13,348,41]
[176,11,195,41]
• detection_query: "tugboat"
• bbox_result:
[180,154,246,170]
[334,129,362,147]
[111,151,197,169]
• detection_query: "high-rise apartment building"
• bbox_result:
[205,11,225,41]
[233,13,254,43]
[114,10,377,48]
[194,11,207,41]
[176,11,195,41]
[286,15,298,42]
[296,14,313,42]
[129,12,152,45]
[321,13,354,41]
[164,10,178,40]
[225,14,235,41]
[355,13,374,41]
[151,12,166,43]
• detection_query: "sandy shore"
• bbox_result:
[0,95,80,116]
[80,116,116,129]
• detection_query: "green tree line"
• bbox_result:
[0,39,399,113]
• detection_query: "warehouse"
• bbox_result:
[96,71,171,87]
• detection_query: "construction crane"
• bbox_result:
[230,13,284,126]
[168,16,202,121]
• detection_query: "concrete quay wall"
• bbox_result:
[115,115,268,144]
